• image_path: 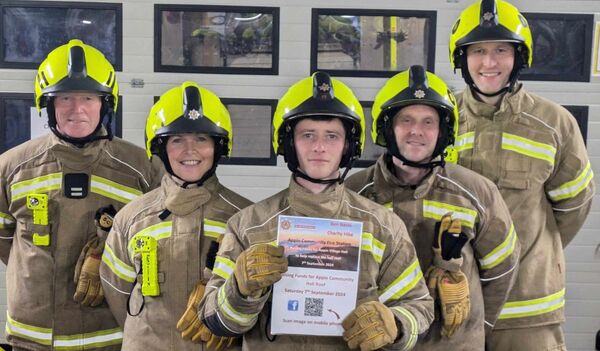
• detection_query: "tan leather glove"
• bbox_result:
[425,213,470,337]
[342,301,398,351]
[73,236,105,306]
[234,244,288,297]
[177,282,236,349]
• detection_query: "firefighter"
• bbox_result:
[346,65,520,350]
[0,39,162,350]
[449,0,595,349]
[100,81,251,350]
[199,72,434,350]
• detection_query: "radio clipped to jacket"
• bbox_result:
[133,235,160,297]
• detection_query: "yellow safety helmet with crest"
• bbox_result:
[34,39,118,144]
[372,65,459,168]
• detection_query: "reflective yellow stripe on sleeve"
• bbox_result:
[53,328,122,350]
[91,175,143,204]
[204,219,226,240]
[6,312,52,346]
[378,260,423,304]
[361,232,386,264]
[127,222,172,261]
[391,306,418,350]
[213,256,236,280]
[10,173,62,202]
[423,200,477,229]
[502,133,556,166]
[217,285,259,327]
[455,132,474,153]
[498,289,565,319]
[479,223,517,270]
[383,202,393,211]
[548,161,594,201]
[0,212,15,229]
[102,244,136,283]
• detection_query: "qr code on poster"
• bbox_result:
[304,297,324,317]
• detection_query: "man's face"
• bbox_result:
[393,104,440,164]
[53,92,102,138]
[166,133,215,183]
[294,118,346,180]
[466,42,515,94]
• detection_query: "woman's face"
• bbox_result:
[166,133,215,182]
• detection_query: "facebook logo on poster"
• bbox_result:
[287,300,299,311]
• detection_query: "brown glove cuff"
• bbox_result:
[432,254,463,273]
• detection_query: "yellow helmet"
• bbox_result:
[34,39,119,143]
[449,0,532,92]
[273,72,365,174]
[372,65,459,167]
[145,81,232,167]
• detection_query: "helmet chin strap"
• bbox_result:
[292,163,353,185]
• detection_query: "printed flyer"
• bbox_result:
[271,215,362,336]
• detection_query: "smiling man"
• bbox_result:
[346,65,519,350]
[449,0,595,349]
[199,72,434,350]
[0,40,162,350]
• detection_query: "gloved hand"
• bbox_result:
[425,213,470,337]
[73,236,105,306]
[342,301,398,351]
[73,205,116,307]
[234,244,288,298]
[177,282,237,349]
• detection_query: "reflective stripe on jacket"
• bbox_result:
[346,156,520,350]
[200,178,434,351]
[456,85,595,329]
[0,132,162,350]
[100,174,251,350]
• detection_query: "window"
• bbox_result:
[520,13,593,82]
[311,9,436,77]
[155,4,279,75]
[0,1,122,70]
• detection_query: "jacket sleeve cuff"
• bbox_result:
[387,306,421,350]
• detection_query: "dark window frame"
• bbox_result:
[154,4,279,75]
[310,8,437,78]
[563,105,589,145]
[520,12,593,82]
[0,0,123,70]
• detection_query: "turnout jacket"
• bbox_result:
[456,85,595,329]
[100,174,251,350]
[0,132,162,350]
[200,178,434,351]
[346,156,520,350]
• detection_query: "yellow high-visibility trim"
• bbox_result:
[361,232,386,264]
[502,133,556,165]
[91,175,142,204]
[204,218,226,239]
[392,306,418,350]
[379,260,423,303]
[0,211,15,229]
[10,173,62,201]
[102,244,136,283]
[455,132,474,152]
[423,200,477,229]
[479,223,517,270]
[217,285,258,327]
[5,313,52,346]
[548,161,594,201]
[213,256,236,280]
[499,289,565,319]
[53,327,123,350]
